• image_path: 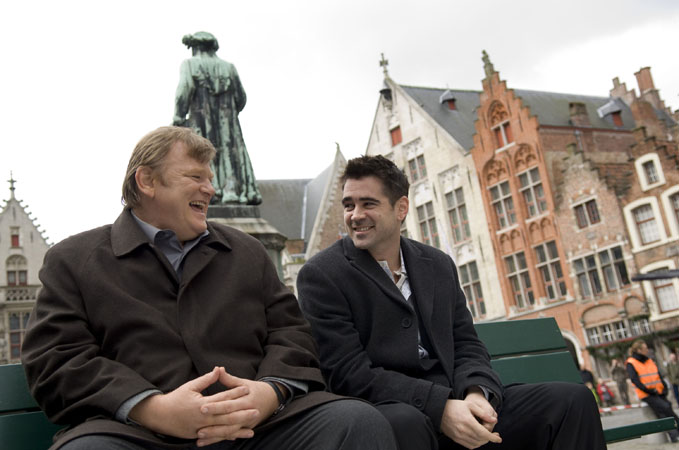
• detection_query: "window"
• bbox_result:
[611,111,623,127]
[390,126,402,146]
[408,155,427,182]
[6,270,27,286]
[416,202,439,248]
[10,227,20,247]
[505,252,534,308]
[574,200,601,228]
[630,318,651,336]
[574,255,602,298]
[534,241,567,300]
[493,121,514,149]
[598,246,630,291]
[519,167,547,217]
[642,160,659,185]
[459,261,485,319]
[633,204,661,244]
[586,327,601,345]
[9,311,31,360]
[615,321,630,340]
[446,99,457,110]
[446,188,470,243]
[650,269,679,312]
[489,181,516,229]
[671,193,679,228]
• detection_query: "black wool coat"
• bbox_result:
[297,236,503,430]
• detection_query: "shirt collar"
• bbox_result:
[130,211,209,248]
[378,247,406,281]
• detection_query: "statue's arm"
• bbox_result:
[173,60,195,125]
[231,65,247,113]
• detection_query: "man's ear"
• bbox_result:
[135,166,156,199]
[397,196,409,221]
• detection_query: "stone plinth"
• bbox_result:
[208,205,287,279]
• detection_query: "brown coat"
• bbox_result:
[21,210,340,448]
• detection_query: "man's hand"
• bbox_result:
[440,389,501,449]
[194,368,281,447]
[129,367,257,445]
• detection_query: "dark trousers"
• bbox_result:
[377,382,606,450]
[60,399,397,450]
[643,394,679,441]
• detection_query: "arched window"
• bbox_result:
[6,255,28,286]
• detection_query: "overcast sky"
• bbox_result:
[2,0,678,244]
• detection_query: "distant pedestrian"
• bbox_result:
[597,382,615,407]
[611,359,630,405]
[667,352,679,408]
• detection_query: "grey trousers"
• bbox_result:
[60,399,397,450]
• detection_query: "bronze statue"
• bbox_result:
[173,32,262,205]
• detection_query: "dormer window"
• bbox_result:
[611,111,623,127]
[439,90,457,111]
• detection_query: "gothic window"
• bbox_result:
[489,181,516,229]
[408,155,427,182]
[534,241,567,300]
[6,255,28,287]
[598,246,630,291]
[390,126,402,146]
[518,167,547,217]
[446,188,470,243]
[10,227,20,247]
[633,204,661,244]
[574,199,601,228]
[573,255,602,298]
[9,311,31,360]
[504,251,534,308]
[493,122,514,149]
[416,202,439,248]
[459,261,485,319]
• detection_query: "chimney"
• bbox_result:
[634,67,664,111]
[569,102,591,127]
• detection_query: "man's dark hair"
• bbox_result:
[341,155,409,205]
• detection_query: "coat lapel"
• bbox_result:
[401,238,435,333]
[341,237,410,309]
[180,223,231,290]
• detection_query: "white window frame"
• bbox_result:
[661,185,679,239]
[635,153,666,191]
[639,260,679,318]
[623,197,668,252]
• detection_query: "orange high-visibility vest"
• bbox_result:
[626,356,664,399]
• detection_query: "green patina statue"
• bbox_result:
[173,32,262,205]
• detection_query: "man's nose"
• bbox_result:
[202,180,216,196]
[351,206,366,220]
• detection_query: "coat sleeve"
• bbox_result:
[297,260,452,430]
[21,242,157,425]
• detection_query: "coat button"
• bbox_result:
[413,398,424,408]
[401,318,412,328]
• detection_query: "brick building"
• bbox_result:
[362,52,678,374]
[0,177,50,364]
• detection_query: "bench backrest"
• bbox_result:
[0,363,63,450]
[474,317,582,384]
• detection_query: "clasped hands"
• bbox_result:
[129,366,280,447]
[440,387,502,449]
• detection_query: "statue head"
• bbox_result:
[182,32,219,52]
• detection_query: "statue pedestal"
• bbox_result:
[208,205,287,279]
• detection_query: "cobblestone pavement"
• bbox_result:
[602,405,678,449]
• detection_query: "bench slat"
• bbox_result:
[603,417,677,443]
[0,411,62,450]
[490,351,582,385]
[476,317,568,358]
[0,364,40,413]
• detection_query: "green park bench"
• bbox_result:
[475,317,677,443]
[1,317,676,448]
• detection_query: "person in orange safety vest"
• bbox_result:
[626,340,679,443]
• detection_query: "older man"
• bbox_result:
[21,127,396,450]
[298,155,606,450]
